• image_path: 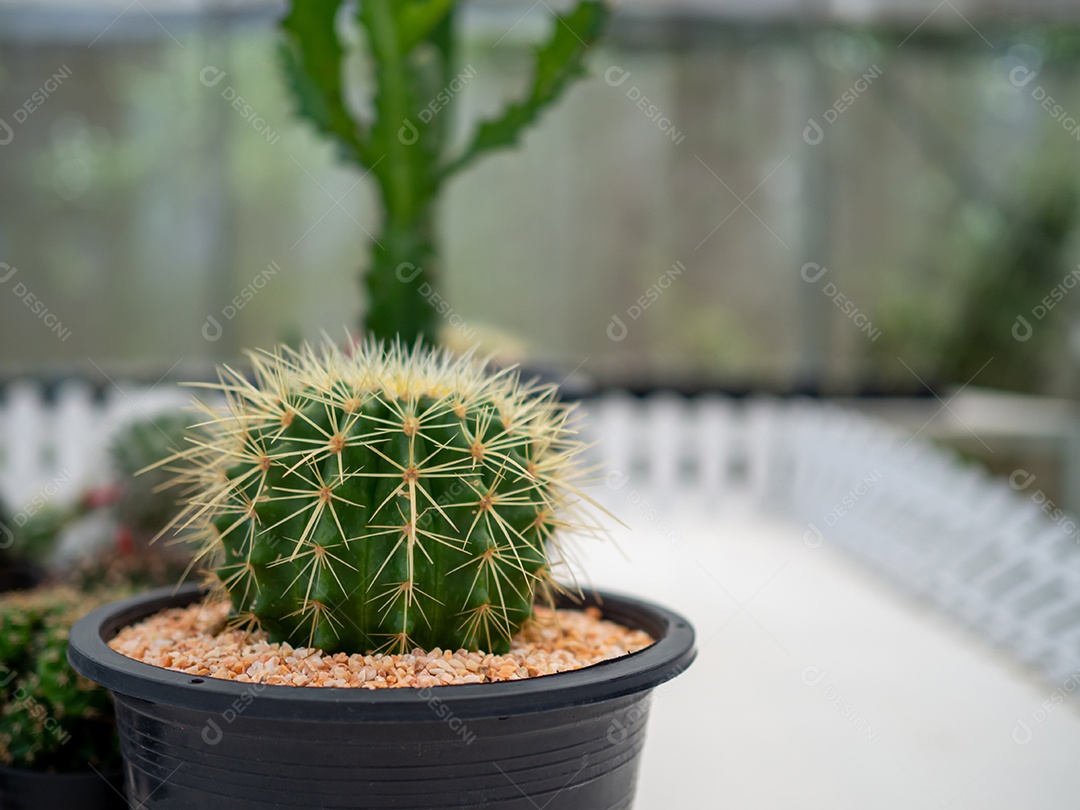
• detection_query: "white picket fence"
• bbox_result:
[3,380,1080,691]
[750,399,1080,689]
[581,393,1080,692]
[0,379,191,514]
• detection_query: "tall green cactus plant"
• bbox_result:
[281,0,610,343]
[165,340,595,654]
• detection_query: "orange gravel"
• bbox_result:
[108,600,655,688]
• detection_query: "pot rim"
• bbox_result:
[68,585,696,722]
[0,765,124,782]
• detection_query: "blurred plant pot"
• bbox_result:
[0,765,125,810]
[69,585,695,810]
[0,562,43,594]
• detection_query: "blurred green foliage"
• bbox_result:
[4,17,1080,389]
[870,158,1080,393]
[0,411,201,594]
[0,587,122,772]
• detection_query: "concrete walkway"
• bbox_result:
[580,488,1080,809]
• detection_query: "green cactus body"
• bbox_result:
[173,341,589,655]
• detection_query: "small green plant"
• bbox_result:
[165,340,596,654]
[281,0,610,343]
[0,587,121,772]
[77,410,203,589]
[1,412,201,592]
[110,411,192,545]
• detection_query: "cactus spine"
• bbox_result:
[168,341,593,655]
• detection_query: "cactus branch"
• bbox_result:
[280,0,610,343]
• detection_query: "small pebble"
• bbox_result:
[108,600,655,689]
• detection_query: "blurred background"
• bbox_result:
[4,0,1080,807]
[4,0,1080,392]
[5,0,1080,515]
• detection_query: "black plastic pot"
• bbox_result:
[69,585,695,810]
[0,765,125,809]
[0,560,44,594]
